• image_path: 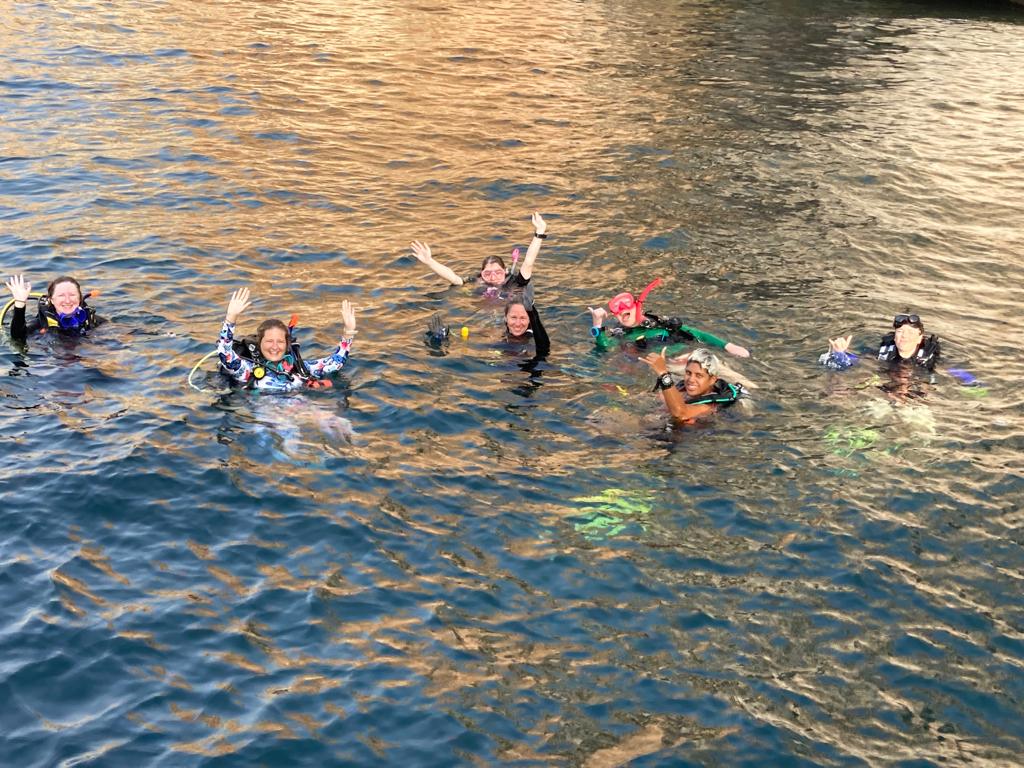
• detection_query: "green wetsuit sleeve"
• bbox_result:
[679,325,728,350]
[593,327,617,351]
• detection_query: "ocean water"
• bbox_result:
[1,0,1023,765]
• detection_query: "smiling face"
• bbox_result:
[683,361,717,399]
[259,326,288,362]
[49,279,82,315]
[479,257,506,286]
[505,303,531,337]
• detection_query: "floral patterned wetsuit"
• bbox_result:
[217,320,353,393]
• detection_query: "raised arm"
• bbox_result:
[411,241,464,286]
[518,212,547,281]
[642,349,716,423]
[5,274,32,341]
[218,288,254,382]
[819,334,858,370]
[307,299,357,378]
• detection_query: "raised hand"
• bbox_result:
[531,212,546,236]
[410,240,433,264]
[828,335,852,354]
[226,287,251,324]
[340,299,357,336]
[640,347,670,375]
[5,275,31,306]
[588,306,607,327]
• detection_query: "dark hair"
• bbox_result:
[480,255,506,273]
[503,300,532,339]
[504,299,529,319]
[47,276,83,302]
[256,319,289,348]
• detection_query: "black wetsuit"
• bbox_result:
[9,300,100,342]
[676,378,742,409]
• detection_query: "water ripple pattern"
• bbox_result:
[1,0,1023,765]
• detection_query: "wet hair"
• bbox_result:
[256,319,289,349]
[503,300,532,338]
[47,276,83,303]
[687,348,721,377]
[480,255,506,274]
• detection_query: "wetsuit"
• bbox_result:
[467,271,534,307]
[820,333,940,372]
[592,312,728,353]
[505,305,550,359]
[677,378,742,409]
[217,320,353,393]
[8,300,101,342]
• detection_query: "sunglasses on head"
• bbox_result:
[893,314,922,329]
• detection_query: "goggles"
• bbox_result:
[608,277,662,317]
[893,313,922,329]
[56,307,89,329]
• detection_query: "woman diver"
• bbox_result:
[4,274,102,342]
[217,287,357,393]
[503,299,550,361]
[411,212,547,305]
[587,278,749,358]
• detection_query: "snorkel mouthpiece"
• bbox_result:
[56,307,90,329]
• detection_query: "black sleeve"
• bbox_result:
[507,272,530,289]
[528,306,550,359]
[10,304,27,341]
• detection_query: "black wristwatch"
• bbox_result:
[534,232,547,239]
[655,373,674,391]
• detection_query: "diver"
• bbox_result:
[217,287,356,393]
[3,274,103,342]
[410,212,547,305]
[820,312,940,372]
[587,278,750,358]
[503,298,551,361]
[642,347,743,424]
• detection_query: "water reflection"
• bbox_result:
[2,0,1024,765]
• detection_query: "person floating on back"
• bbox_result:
[587,278,749,358]
[217,287,357,393]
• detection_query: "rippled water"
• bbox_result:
[2,1,1023,765]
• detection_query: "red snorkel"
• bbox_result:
[608,277,662,321]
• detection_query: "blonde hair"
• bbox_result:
[688,348,720,377]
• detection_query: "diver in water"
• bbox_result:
[587,278,750,358]
[217,287,357,393]
[4,274,103,342]
[410,212,547,305]
[642,347,743,424]
[820,312,940,372]
[503,299,550,359]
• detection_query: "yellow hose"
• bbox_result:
[187,350,218,391]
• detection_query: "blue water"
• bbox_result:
[2,1,1024,765]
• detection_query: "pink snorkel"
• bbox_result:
[608,277,662,319]
[510,247,521,275]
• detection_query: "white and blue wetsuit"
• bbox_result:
[217,320,353,393]
[819,333,940,372]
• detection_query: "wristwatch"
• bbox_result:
[655,373,674,390]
